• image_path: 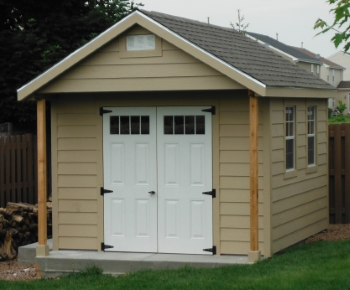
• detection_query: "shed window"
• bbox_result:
[110,116,150,135]
[311,64,314,73]
[285,106,295,170]
[164,115,205,135]
[307,106,316,166]
[126,34,155,51]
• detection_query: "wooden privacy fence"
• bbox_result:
[329,123,350,224]
[0,134,38,207]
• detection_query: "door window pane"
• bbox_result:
[120,116,130,134]
[185,116,195,134]
[164,116,173,134]
[131,116,140,134]
[196,116,205,134]
[110,116,119,134]
[141,116,150,134]
[174,116,184,134]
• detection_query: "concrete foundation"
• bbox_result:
[18,241,248,277]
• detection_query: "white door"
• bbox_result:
[103,107,157,252]
[157,107,213,254]
[103,106,213,254]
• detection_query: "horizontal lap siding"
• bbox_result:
[39,26,244,94]
[270,99,328,254]
[219,95,265,255]
[52,107,101,251]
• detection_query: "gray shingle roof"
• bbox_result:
[141,10,334,90]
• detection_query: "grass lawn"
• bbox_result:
[1,240,350,290]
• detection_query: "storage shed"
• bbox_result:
[18,9,336,261]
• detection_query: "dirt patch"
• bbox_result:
[306,224,350,243]
[0,260,38,281]
[0,224,349,281]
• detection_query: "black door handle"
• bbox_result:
[148,191,156,195]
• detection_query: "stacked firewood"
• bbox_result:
[0,200,52,261]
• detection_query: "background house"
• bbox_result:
[18,10,336,260]
[247,32,347,113]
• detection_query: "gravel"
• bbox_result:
[0,224,349,281]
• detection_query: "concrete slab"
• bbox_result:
[18,239,53,265]
[19,241,248,278]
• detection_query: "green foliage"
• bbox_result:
[230,9,249,34]
[328,107,333,118]
[0,0,141,124]
[338,99,347,114]
[314,0,350,52]
[329,115,346,123]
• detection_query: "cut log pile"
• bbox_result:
[0,200,52,261]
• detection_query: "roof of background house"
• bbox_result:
[141,11,333,90]
[245,31,322,64]
[292,47,344,69]
[337,81,350,88]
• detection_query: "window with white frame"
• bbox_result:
[311,64,314,74]
[327,68,330,82]
[286,106,295,170]
[307,106,315,166]
[317,65,320,77]
[126,34,156,51]
[332,69,335,82]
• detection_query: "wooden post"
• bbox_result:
[36,99,49,257]
[248,90,261,263]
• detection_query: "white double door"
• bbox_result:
[103,107,213,254]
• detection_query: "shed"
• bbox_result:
[18,9,336,262]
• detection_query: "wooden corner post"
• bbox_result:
[36,99,49,257]
[248,90,261,263]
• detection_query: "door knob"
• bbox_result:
[148,191,156,195]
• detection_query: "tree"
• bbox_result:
[314,0,350,52]
[230,9,249,34]
[0,0,141,126]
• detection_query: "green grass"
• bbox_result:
[1,240,350,290]
[328,116,350,123]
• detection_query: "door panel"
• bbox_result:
[157,107,213,254]
[103,107,157,252]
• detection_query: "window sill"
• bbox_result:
[306,165,318,174]
[284,170,297,180]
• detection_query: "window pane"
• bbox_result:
[164,116,173,134]
[185,116,195,134]
[141,116,149,134]
[286,107,294,121]
[131,116,140,134]
[196,116,205,134]
[120,116,130,134]
[175,116,184,134]
[286,139,294,170]
[110,116,119,134]
[308,136,315,165]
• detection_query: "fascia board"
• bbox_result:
[265,87,337,98]
[17,12,141,101]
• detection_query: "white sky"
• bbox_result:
[141,0,340,58]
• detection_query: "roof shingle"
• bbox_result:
[141,10,334,90]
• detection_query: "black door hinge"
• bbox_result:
[100,187,113,196]
[202,189,216,198]
[100,107,112,116]
[203,246,216,255]
[202,106,216,115]
[101,243,114,251]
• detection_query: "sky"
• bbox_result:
[140,0,341,58]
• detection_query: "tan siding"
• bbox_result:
[58,200,98,213]
[58,237,97,250]
[59,225,98,237]
[270,98,328,254]
[218,96,266,256]
[39,26,244,94]
[58,213,98,224]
